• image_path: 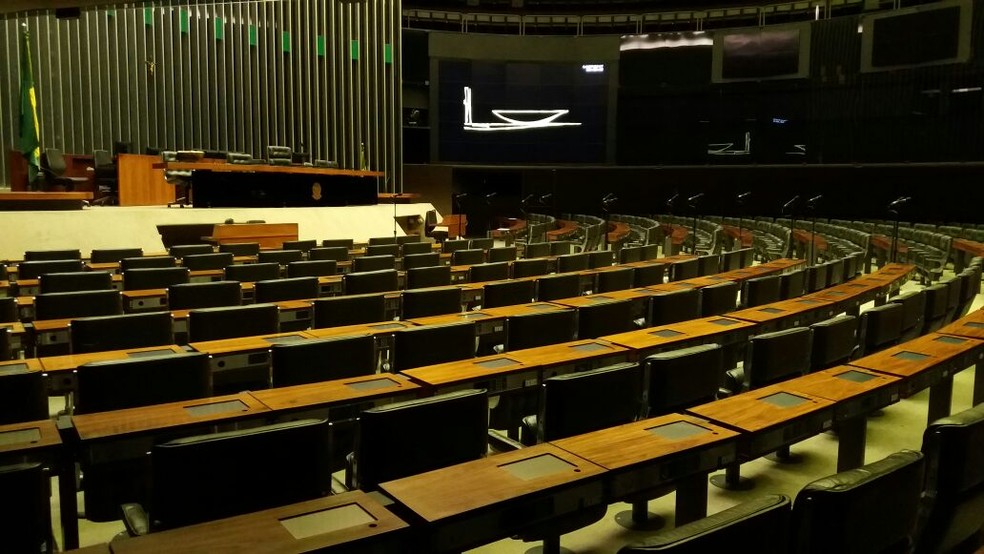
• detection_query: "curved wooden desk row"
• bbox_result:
[12,262,918,551]
[59,309,980,554]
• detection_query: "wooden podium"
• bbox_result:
[205,223,299,249]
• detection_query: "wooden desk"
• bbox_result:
[407,302,566,338]
[783,367,901,471]
[40,345,186,397]
[552,413,739,524]
[546,219,580,241]
[0,356,43,375]
[110,490,407,554]
[729,297,837,333]
[0,321,27,355]
[189,332,319,391]
[116,154,175,206]
[0,191,94,210]
[938,309,984,404]
[164,161,382,208]
[847,332,984,424]
[380,443,606,553]
[251,373,421,417]
[0,418,78,549]
[602,316,756,359]
[807,280,884,315]
[8,149,93,191]
[401,354,537,395]
[722,225,754,248]
[205,222,299,249]
[71,392,270,443]
[507,339,631,377]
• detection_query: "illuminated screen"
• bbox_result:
[721,29,801,80]
[437,60,609,163]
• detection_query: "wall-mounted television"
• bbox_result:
[712,23,811,83]
[436,59,610,163]
[860,0,972,73]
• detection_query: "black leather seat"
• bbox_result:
[90,248,143,264]
[914,403,984,554]
[696,254,721,276]
[39,271,112,294]
[181,252,234,271]
[366,243,400,258]
[588,250,615,269]
[352,255,396,273]
[0,463,53,553]
[24,249,82,261]
[223,262,281,282]
[253,276,319,303]
[648,288,701,326]
[859,303,904,356]
[791,450,925,554]
[312,293,387,328]
[282,239,317,253]
[321,238,354,249]
[18,259,84,280]
[271,335,376,387]
[123,267,190,291]
[75,352,210,414]
[168,244,213,258]
[724,327,813,396]
[809,315,859,371]
[217,242,260,256]
[889,289,927,341]
[488,246,517,263]
[524,242,551,258]
[343,269,399,294]
[670,258,699,281]
[453,248,486,266]
[406,265,452,289]
[392,322,476,371]
[483,279,534,308]
[401,241,433,256]
[699,281,739,317]
[286,259,337,277]
[618,494,791,553]
[402,287,462,319]
[34,290,122,321]
[257,249,304,265]
[504,308,577,351]
[780,269,807,300]
[596,267,635,293]
[167,281,242,310]
[633,263,666,287]
[120,256,176,270]
[121,419,331,534]
[470,261,511,282]
[536,273,581,301]
[578,299,636,338]
[741,275,781,308]
[922,283,950,333]
[309,246,349,262]
[403,252,441,270]
[187,304,279,342]
[70,312,173,354]
[0,368,47,424]
[557,252,589,273]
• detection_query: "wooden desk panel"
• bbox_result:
[401,355,535,389]
[306,320,416,339]
[71,392,269,442]
[166,161,384,178]
[602,316,755,356]
[40,345,186,373]
[380,443,604,552]
[507,339,630,371]
[205,223,299,249]
[0,418,60,456]
[848,333,983,382]
[111,490,407,554]
[251,374,420,413]
[117,154,174,206]
[939,308,984,340]
[687,383,834,434]
[729,297,836,330]
[188,332,319,356]
[0,357,42,375]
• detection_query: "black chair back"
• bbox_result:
[524,242,551,258]
[25,249,81,261]
[123,267,190,291]
[352,255,396,273]
[368,236,396,246]
[313,294,387,328]
[286,260,337,278]
[618,495,791,554]
[90,248,143,264]
[809,315,859,371]
[0,297,17,323]
[256,250,304,265]
[217,242,260,256]
[442,239,470,254]
[889,290,926,341]
[588,250,614,269]
[282,239,317,253]
[188,304,279,342]
[505,309,577,351]
[0,369,47,424]
[469,237,494,250]
[577,299,636,339]
[743,327,813,389]
[18,259,84,280]
[806,264,828,293]
[271,335,376,387]
[648,288,701,326]
[168,244,213,258]
[254,277,319,303]
[75,352,210,413]
[859,303,904,355]
[0,463,52,553]
[401,241,433,256]
[34,290,122,321]
[557,253,589,273]
[402,287,461,319]
[167,281,242,310]
[321,238,354,249]
[922,283,950,333]
[596,267,635,293]
[483,279,534,308]
[182,252,234,271]
[406,265,451,289]
[670,258,699,281]
[620,246,643,264]
[633,264,666,287]
[697,254,721,276]
[223,262,280,282]
[71,312,173,354]
[792,450,924,554]
[780,269,807,299]
[646,343,724,415]
[699,281,739,317]
[120,256,176,270]
[453,248,486,266]
[366,244,400,258]
[149,419,332,531]
[403,252,441,271]
[488,246,517,263]
[535,274,580,302]
[309,246,349,262]
[355,390,488,490]
[742,275,781,308]
[538,362,645,442]
[915,404,984,554]
[470,262,510,283]
[39,271,112,294]
[825,258,845,287]
[343,269,399,295]
[392,322,476,371]
[513,258,550,279]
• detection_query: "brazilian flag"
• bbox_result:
[19,25,41,187]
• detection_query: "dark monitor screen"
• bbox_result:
[871,6,961,67]
[437,60,609,163]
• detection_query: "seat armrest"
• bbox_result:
[488,429,524,452]
[120,503,150,537]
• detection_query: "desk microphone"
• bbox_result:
[888,196,911,210]
[782,195,801,211]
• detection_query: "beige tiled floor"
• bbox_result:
[56,273,982,553]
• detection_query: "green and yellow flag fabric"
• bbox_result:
[19,25,41,186]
